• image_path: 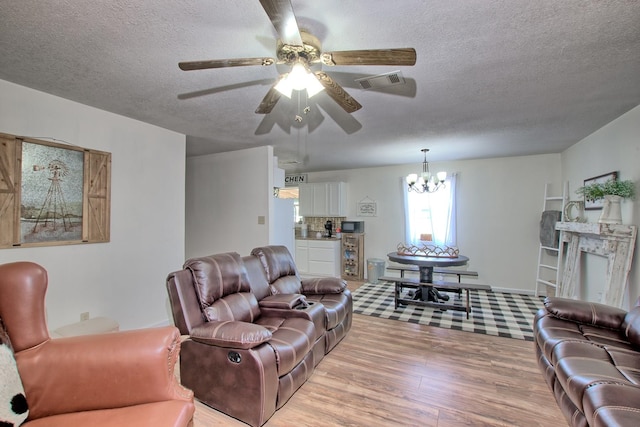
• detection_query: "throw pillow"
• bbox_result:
[0,323,28,427]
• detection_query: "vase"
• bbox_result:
[598,195,623,224]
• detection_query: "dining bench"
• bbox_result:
[378,275,491,319]
[386,264,479,282]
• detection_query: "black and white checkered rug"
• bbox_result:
[352,282,545,341]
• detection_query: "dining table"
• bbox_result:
[386,252,469,302]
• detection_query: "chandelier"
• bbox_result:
[406,149,446,193]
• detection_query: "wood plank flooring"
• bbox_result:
[190,282,566,427]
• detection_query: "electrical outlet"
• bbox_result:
[80,312,90,321]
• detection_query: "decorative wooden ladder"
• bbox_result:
[535,182,569,297]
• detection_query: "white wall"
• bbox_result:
[307,153,562,294]
[185,146,275,258]
[0,80,186,330]
[561,104,640,307]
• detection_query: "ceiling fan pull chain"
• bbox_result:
[294,90,305,122]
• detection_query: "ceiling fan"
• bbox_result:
[178,0,416,115]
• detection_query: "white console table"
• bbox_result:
[555,222,637,308]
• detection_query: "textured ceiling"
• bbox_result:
[1,0,639,172]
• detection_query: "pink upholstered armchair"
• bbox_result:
[0,261,195,427]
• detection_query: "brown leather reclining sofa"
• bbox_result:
[166,245,352,426]
[534,296,640,426]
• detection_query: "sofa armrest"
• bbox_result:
[16,326,193,420]
[259,293,307,309]
[544,297,627,329]
[190,320,272,349]
[583,382,640,426]
[301,277,347,295]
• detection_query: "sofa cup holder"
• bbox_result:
[295,301,314,310]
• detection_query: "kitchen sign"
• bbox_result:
[357,196,377,217]
[285,174,307,186]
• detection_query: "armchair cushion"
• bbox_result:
[190,321,272,349]
[301,277,347,295]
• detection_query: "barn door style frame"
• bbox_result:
[0,132,111,249]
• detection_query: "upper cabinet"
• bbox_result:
[299,182,347,217]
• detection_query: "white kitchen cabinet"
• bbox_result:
[312,184,328,215]
[295,239,309,273]
[298,185,314,217]
[327,182,346,216]
[298,182,346,217]
[295,238,340,277]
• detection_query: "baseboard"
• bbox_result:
[147,318,172,328]
[490,286,536,296]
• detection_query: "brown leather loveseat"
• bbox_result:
[249,245,353,353]
[534,296,640,426]
[166,246,352,426]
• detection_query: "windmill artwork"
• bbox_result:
[20,141,84,244]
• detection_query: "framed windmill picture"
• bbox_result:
[21,141,85,244]
[0,133,111,249]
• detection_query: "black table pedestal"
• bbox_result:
[387,252,469,304]
[416,266,449,302]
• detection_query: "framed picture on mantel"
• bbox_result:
[583,171,617,210]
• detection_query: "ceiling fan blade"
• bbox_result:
[259,0,303,46]
[314,72,362,113]
[320,48,416,66]
[179,57,275,71]
[255,83,282,114]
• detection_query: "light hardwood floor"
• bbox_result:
[191,282,566,427]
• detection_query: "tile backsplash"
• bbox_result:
[301,217,346,234]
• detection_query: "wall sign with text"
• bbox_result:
[357,196,377,217]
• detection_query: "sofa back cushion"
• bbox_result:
[624,306,640,348]
[203,292,260,323]
[184,252,259,322]
[242,255,272,301]
[251,246,302,295]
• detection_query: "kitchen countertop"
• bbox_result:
[295,236,341,241]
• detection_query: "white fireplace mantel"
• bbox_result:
[555,222,637,308]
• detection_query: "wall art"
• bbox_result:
[583,171,617,210]
[0,133,111,248]
[356,196,377,217]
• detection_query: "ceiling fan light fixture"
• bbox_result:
[305,73,324,97]
[274,75,294,98]
[274,62,324,99]
[288,62,309,90]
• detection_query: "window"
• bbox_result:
[403,174,457,247]
[276,187,302,224]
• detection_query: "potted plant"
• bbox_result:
[576,179,635,224]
